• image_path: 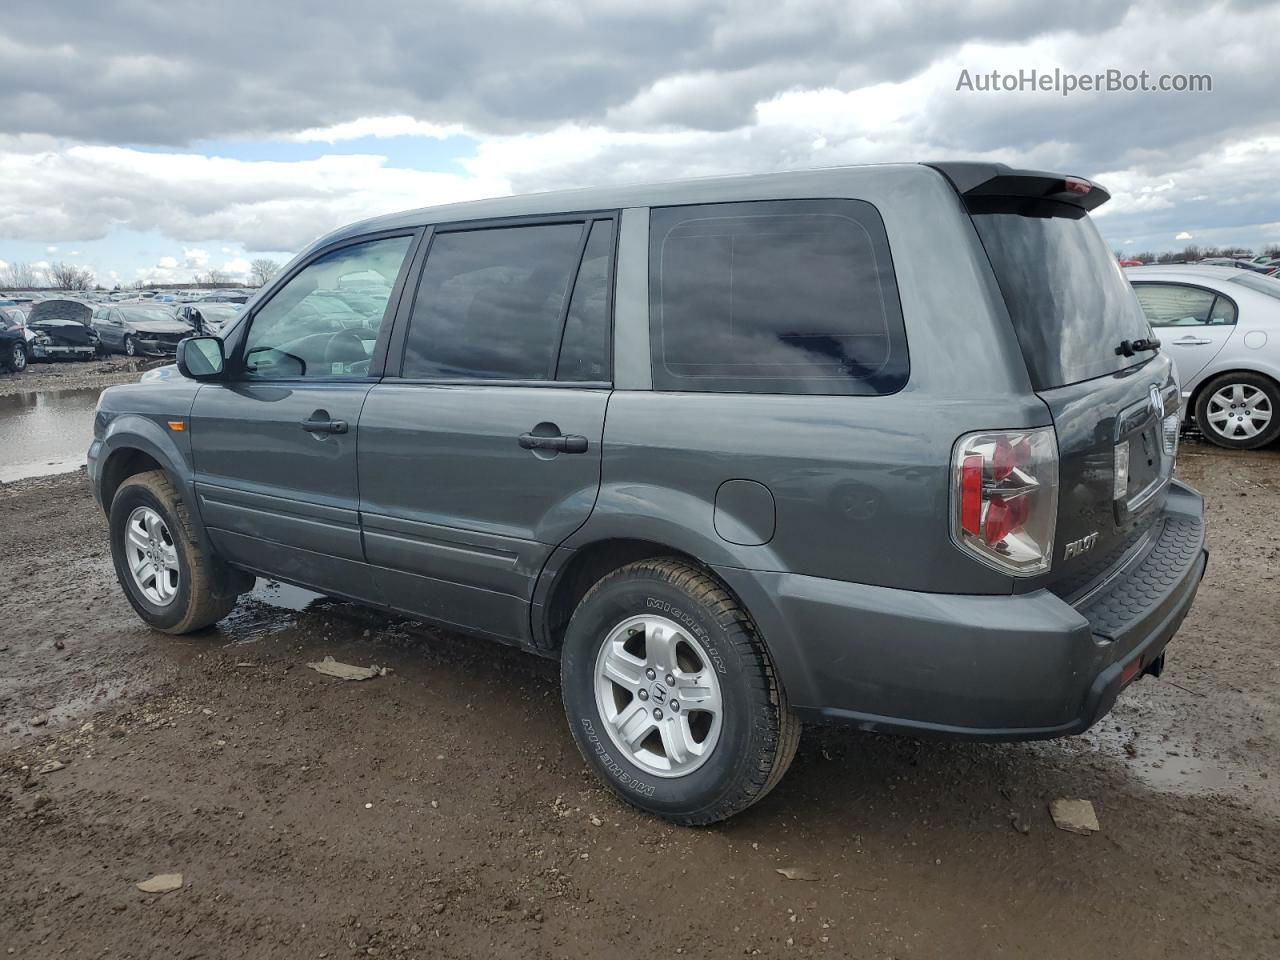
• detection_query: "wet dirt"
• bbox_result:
[1,441,1278,959]
[0,354,154,400]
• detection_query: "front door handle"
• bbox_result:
[1172,337,1212,346]
[301,418,348,434]
[518,432,588,454]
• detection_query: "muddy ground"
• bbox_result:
[0,356,164,399]
[2,442,1278,959]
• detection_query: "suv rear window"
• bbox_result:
[649,199,908,395]
[970,200,1153,390]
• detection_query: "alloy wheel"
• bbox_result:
[592,614,724,778]
[12,343,25,370]
[124,505,180,606]
[1206,383,1272,440]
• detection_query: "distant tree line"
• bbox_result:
[1,256,285,291]
[1116,243,1280,264]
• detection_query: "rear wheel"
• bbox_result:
[109,470,241,633]
[561,558,799,825]
[1195,372,1280,449]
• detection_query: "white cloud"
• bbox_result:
[157,256,178,269]
[1176,231,1193,239]
[46,245,57,253]
[287,115,466,143]
[221,256,251,278]
[0,144,510,253]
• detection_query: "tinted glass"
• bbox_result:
[971,201,1153,389]
[242,235,411,379]
[1133,284,1218,326]
[649,199,908,395]
[557,220,613,382]
[402,223,583,380]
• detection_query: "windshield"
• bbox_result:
[970,200,1153,389]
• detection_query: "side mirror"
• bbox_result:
[176,336,225,380]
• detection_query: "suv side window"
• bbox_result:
[648,199,908,395]
[1133,283,1237,326]
[241,234,413,379]
[401,220,610,382]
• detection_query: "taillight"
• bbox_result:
[951,428,1059,576]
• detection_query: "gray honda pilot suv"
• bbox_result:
[89,162,1207,824]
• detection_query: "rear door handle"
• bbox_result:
[518,432,588,454]
[1172,337,1212,346]
[301,418,348,434]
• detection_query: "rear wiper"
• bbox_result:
[1115,337,1161,357]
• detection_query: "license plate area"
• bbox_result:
[1115,394,1171,521]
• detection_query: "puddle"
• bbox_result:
[218,579,328,645]
[0,386,104,483]
[251,579,324,612]
[1039,685,1277,818]
[1081,715,1239,797]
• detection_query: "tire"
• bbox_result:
[1194,372,1280,449]
[7,341,26,372]
[124,335,137,357]
[109,470,241,633]
[561,558,800,825]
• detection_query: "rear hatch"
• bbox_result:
[933,163,1180,600]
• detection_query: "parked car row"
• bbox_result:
[1196,257,1278,276]
[0,297,246,372]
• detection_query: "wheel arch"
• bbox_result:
[96,417,195,519]
[534,538,707,653]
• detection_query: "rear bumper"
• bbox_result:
[715,480,1207,741]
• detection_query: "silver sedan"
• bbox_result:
[1126,264,1280,449]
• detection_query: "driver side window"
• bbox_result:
[241,234,413,379]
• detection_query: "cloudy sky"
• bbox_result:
[1,0,1277,287]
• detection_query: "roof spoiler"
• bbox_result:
[924,161,1110,212]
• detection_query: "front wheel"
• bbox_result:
[109,470,242,633]
[1195,372,1280,449]
[123,335,137,357]
[8,341,27,372]
[561,558,800,825]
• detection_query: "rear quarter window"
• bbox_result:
[648,199,908,395]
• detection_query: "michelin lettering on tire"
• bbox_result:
[580,718,657,796]
[645,595,727,674]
